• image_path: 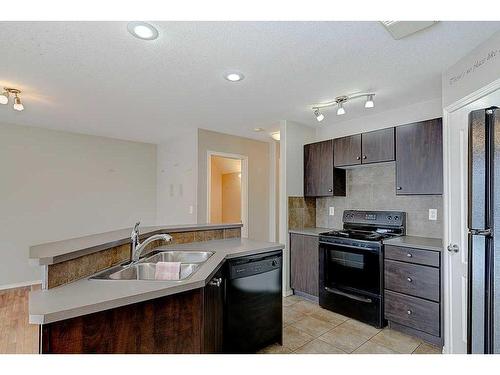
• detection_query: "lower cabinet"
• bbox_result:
[384,245,443,346]
[290,233,319,297]
[40,288,205,354]
[202,268,225,353]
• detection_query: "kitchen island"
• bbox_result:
[29,224,284,354]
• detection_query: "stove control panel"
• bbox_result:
[343,210,406,227]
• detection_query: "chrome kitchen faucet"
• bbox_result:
[130,222,173,263]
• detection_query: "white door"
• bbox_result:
[445,90,500,353]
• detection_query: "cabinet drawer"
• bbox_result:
[385,290,440,336]
[385,260,440,302]
[384,245,440,267]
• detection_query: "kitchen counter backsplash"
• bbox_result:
[315,164,443,238]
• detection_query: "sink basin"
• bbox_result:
[90,250,212,281]
[107,263,199,281]
[143,251,214,264]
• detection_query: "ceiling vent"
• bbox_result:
[380,21,438,40]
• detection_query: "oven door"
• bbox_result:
[319,241,384,328]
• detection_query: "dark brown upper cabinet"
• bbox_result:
[395,118,443,195]
[304,140,346,197]
[334,134,362,167]
[362,128,395,164]
[334,128,395,167]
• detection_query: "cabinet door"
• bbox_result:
[290,233,319,297]
[395,118,443,195]
[304,140,334,197]
[361,127,395,164]
[334,134,362,167]
[203,269,224,353]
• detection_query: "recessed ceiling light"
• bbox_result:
[253,127,264,132]
[225,72,245,82]
[270,131,280,141]
[127,22,159,40]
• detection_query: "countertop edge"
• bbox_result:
[30,223,244,266]
[288,227,332,236]
[383,235,443,252]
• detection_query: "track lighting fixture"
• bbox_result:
[313,108,324,122]
[311,92,375,122]
[0,88,24,111]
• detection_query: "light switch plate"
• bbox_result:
[429,209,437,221]
[329,207,335,216]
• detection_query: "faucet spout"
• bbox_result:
[130,223,172,262]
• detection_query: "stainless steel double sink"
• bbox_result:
[90,250,214,281]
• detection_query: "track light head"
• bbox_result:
[365,94,375,108]
[13,95,24,111]
[336,101,346,116]
[0,90,9,105]
[313,108,324,122]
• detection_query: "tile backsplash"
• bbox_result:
[316,163,443,238]
[288,197,316,229]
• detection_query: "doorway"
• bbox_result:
[207,152,248,237]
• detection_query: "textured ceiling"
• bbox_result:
[1,21,499,143]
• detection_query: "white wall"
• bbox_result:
[197,129,270,241]
[443,30,500,108]
[315,98,443,141]
[279,120,316,295]
[157,129,198,225]
[0,123,157,288]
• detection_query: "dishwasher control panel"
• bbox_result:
[228,254,282,279]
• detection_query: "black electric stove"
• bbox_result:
[319,210,406,328]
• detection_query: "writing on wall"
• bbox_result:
[448,46,499,86]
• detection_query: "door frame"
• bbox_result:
[443,77,500,353]
[206,150,249,238]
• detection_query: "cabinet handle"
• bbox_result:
[407,310,412,315]
[362,155,367,159]
[396,186,402,190]
[328,188,333,192]
[209,277,222,287]
[407,277,412,282]
[356,156,361,160]
[406,253,412,258]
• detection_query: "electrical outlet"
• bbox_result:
[329,207,335,216]
[429,209,437,221]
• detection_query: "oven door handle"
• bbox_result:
[324,287,373,303]
[319,242,380,252]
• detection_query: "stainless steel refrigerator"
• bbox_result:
[468,107,499,354]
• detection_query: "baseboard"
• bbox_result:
[0,280,42,291]
[283,289,293,297]
[293,290,319,303]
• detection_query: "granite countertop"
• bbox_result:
[383,235,443,252]
[30,223,243,266]
[29,238,284,325]
[289,227,332,236]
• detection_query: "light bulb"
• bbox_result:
[225,73,244,82]
[127,22,159,40]
[0,91,9,105]
[313,108,324,122]
[13,96,24,111]
[365,94,374,108]
[337,102,345,115]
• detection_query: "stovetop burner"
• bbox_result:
[320,229,390,241]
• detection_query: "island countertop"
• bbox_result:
[29,238,284,325]
[30,223,243,266]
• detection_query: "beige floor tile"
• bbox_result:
[283,295,303,305]
[258,343,292,354]
[353,341,399,354]
[339,319,381,340]
[412,343,442,354]
[291,316,335,337]
[289,300,320,315]
[318,325,369,353]
[309,308,349,326]
[370,329,421,354]
[293,339,346,354]
[284,306,307,326]
[283,325,314,351]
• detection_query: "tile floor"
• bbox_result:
[259,295,442,355]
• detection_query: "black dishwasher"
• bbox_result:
[223,250,283,353]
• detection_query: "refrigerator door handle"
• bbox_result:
[468,228,492,236]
